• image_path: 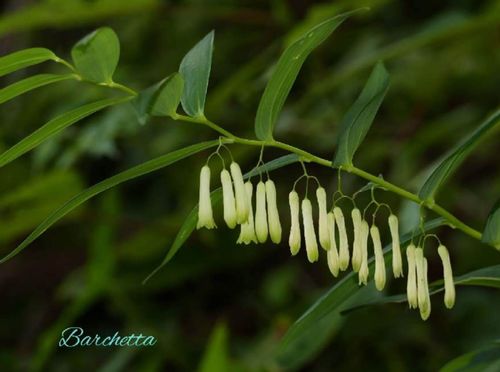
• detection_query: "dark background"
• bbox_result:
[0,0,499,371]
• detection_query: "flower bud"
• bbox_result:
[266,180,282,244]
[370,225,386,291]
[406,244,418,309]
[351,208,362,272]
[255,181,268,243]
[420,258,431,321]
[197,165,216,229]
[230,162,249,224]
[438,244,455,309]
[388,214,403,278]
[333,207,349,270]
[221,169,237,229]
[415,247,430,316]
[288,191,301,255]
[327,212,339,276]
[302,198,318,263]
[237,182,257,244]
[316,187,330,250]
[358,220,370,285]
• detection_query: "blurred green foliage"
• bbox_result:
[0,0,499,371]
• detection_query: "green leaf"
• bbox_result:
[440,343,500,372]
[0,73,74,105]
[0,96,131,168]
[198,322,230,372]
[71,27,120,83]
[151,73,184,117]
[0,141,219,264]
[277,218,445,368]
[419,109,500,202]
[482,200,500,249]
[0,48,58,78]
[254,10,359,141]
[332,62,390,167]
[179,31,214,118]
[143,154,300,284]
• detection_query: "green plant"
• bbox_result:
[0,8,499,360]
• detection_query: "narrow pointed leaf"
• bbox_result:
[0,73,74,105]
[0,96,131,168]
[0,48,58,77]
[440,343,500,372]
[277,218,444,369]
[143,154,300,283]
[483,200,500,249]
[332,62,390,167]
[179,31,214,117]
[255,11,359,141]
[0,141,220,264]
[71,27,120,83]
[419,109,500,202]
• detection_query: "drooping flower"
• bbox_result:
[333,207,349,270]
[415,247,430,319]
[327,212,339,277]
[358,220,370,285]
[351,208,362,272]
[438,244,455,309]
[388,214,403,278]
[406,244,418,309]
[230,162,249,224]
[370,225,386,291]
[266,180,282,244]
[316,187,330,250]
[237,182,257,244]
[288,191,301,255]
[302,198,318,263]
[220,169,237,229]
[255,181,268,243]
[197,165,216,230]
[420,257,431,321]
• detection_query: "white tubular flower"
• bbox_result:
[255,181,268,243]
[288,191,301,255]
[406,244,418,309]
[316,187,330,250]
[237,182,257,244]
[266,180,282,244]
[333,207,349,270]
[388,214,403,278]
[221,169,237,229]
[420,258,431,321]
[302,198,318,263]
[370,225,386,291]
[438,245,456,309]
[197,165,216,230]
[358,220,370,285]
[415,247,430,317]
[327,212,339,277]
[230,162,249,224]
[351,208,362,272]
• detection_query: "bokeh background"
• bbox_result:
[0,0,499,371]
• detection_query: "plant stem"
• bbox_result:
[175,114,484,244]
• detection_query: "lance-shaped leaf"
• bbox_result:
[276,218,444,369]
[179,31,214,118]
[0,74,74,105]
[332,62,390,167]
[143,154,300,283]
[254,11,359,141]
[483,200,500,250]
[0,141,220,264]
[71,27,120,83]
[419,109,500,202]
[0,48,58,77]
[0,96,131,167]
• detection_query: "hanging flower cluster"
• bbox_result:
[197,160,456,320]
